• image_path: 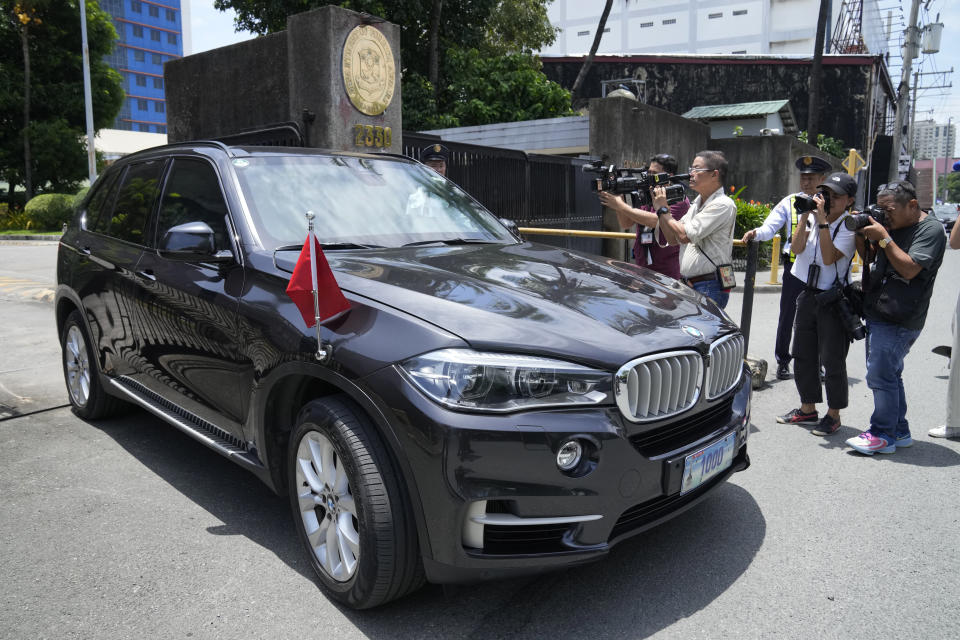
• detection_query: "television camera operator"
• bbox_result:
[597,153,690,280]
[844,180,946,455]
[776,172,859,437]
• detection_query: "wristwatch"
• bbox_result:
[818,223,829,229]
[656,206,670,216]
[878,236,891,249]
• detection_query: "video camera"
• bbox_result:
[844,204,887,231]
[584,161,689,208]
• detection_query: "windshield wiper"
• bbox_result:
[273,242,382,251]
[401,238,499,248]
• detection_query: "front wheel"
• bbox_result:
[288,395,424,609]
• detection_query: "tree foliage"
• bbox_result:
[0,0,123,197]
[212,0,571,129]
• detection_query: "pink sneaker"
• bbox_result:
[845,431,895,455]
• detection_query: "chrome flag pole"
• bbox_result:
[305,211,330,362]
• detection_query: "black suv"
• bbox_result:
[56,142,751,609]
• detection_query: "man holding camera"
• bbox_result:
[597,153,690,279]
[776,172,858,435]
[742,155,832,379]
[654,150,736,309]
[845,180,946,454]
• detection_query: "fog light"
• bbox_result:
[556,440,583,471]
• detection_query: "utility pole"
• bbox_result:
[80,0,97,183]
[908,69,952,158]
[888,0,922,181]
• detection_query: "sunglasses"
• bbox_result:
[876,182,916,197]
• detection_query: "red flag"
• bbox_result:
[285,232,351,328]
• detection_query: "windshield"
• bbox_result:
[230,154,517,249]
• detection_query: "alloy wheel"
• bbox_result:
[64,325,91,407]
[295,430,360,582]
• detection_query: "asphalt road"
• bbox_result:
[1,241,958,639]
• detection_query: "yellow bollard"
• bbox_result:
[767,235,781,285]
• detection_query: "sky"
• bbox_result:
[187,1,958,157]
[187,2,254,54]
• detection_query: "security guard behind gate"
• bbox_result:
[741,155,832,380]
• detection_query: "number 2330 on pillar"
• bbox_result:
[353,125,392,148]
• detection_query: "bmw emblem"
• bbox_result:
[682,325,703,340]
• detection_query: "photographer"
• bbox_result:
[776,173,858,436]
[597,153,690,279]
[844,181,946,455]
[655,150,736,309]
[741,155,832,379]
[930,216,960,439]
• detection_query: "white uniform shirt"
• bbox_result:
[790,212,856,290]
[679,187,736,278]
[755,192,803,253]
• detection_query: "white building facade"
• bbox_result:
[912,120,957,160]
[540,0,887,57]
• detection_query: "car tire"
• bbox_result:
[288,395,425,609]
[60,310,126,419]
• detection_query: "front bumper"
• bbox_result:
[364,363,752,584]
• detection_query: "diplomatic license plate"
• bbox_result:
[680,432,736,495]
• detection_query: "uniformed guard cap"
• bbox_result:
[421,143,449,163]
[795,155,832,174]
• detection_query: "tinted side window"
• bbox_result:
[83,170,121,232]
[108,159,166,244]
[157,158,230,250]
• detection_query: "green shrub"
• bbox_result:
[729,185,775,269]
[24,193,76,231]
[0,203,32,231]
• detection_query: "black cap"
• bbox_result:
[421,143,449,163]
[795,155,832,174]
[818,172,858,197]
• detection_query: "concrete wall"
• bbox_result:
[712,136,839,204]
[165,7,402,152]
[589,96,711,260]
[543,55,890,154]
[166,33,289,142]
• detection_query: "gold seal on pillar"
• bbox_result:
[342,25,395,116]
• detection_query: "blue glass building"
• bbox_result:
[99,0,186,133]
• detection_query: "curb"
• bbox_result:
[0,234,62,243]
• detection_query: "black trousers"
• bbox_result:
[776,259,804,365]
[791,289,850,409]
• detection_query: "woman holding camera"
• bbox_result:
[776,172,858,436]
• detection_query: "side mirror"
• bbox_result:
[499,217,520,239]
[159,221,233,263]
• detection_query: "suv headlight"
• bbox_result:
[400,349,613,412]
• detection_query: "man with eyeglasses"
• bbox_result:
[845,180,946,455]
[653,150,736,309]
[741,155,832,380]
[597,153,690,279]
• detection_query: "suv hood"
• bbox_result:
[274,243,737,369]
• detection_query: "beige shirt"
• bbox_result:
[679,187,737,278]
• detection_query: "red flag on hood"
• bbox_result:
[285,232,350,328]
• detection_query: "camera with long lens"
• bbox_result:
[844,204,887,231]
[815,285,866,341]
[585,161,689,207]
[794,189,831,214]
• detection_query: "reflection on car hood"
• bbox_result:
[275,243,737,368]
